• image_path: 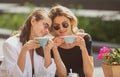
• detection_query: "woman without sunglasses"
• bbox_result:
[0,9,66,77]
[50,5,94,77]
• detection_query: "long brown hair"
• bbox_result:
[19,9,51,57]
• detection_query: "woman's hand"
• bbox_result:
[53,36,64,47]
[22,40,40,51]
[43,39,54,52]
[73,36,86,48]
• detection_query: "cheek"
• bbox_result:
[54,30,59,33]
[68,25,72,31]
[34,26,42,32]
[37,22,45,30]
[33,25,43,34]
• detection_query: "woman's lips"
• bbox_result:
[59,30,67,35]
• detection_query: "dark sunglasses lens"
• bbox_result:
[53,25,60,30]
[63,23,69,28]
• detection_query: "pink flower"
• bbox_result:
[97,47,110,60]
[97,53,105,60]
[97,47,120,65]
[100,47,110,54]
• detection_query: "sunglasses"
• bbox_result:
[53,23,69,30]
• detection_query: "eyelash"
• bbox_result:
[43,23,49,29]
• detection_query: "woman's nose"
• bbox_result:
[45,28,49,33]
[59,25,64,31]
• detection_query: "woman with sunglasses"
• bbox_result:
[50,5,94,77]
[1,8,66,77]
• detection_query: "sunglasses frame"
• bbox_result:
[53,22,69,30]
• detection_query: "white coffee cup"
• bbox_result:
[64,35,76,44]
[34,37,49,46]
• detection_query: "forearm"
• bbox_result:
[3,42,26,76]
[44,49,52,68]
[81,47,94,77]
[17,48,27,72]
[53,47,67,77]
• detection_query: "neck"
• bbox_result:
[29,28,36,40]
[60,43,75,49]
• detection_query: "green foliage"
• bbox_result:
[77,16,120,44]
[103,48,120,65]
[97,47,120,65]
[0,13,28,30]
[24,2,35,10]
[0,13,120,44]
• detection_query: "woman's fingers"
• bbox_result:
[53,36,64,46]
[73,36,85,47]
[23,40,40,50]
[47,39,54,49]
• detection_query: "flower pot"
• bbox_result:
[102,64,120,77]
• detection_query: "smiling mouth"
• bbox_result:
[59,30,66,34]
[60,33,65,35]
[60,32,64,33]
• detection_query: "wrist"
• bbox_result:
[52,46,58,52]
[22,46,28,53]
[20,48,28,56]
[44,51,51,57]
[53,46,57,50]
[22,44,29,51]
[80,47,87,53]
[44,47,51,52]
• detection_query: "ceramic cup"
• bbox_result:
[64,35,76,44]
[34,37,49,46]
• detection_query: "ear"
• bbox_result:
[31,17,36,26]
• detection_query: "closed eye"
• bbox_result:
[43,22,49,29]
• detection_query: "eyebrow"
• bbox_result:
[53,20,68,25]
[44,22,49,27]
[47,23,50,28]
[62,21,68,23]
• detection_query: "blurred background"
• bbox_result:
[0,0,120,77]
[0,0,120,44]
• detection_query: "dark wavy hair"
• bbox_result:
[19,9,51,57]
